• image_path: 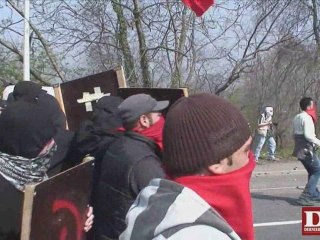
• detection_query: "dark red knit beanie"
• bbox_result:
[163,93,251,177]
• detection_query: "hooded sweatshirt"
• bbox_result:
[120,178,241,240]
[0,101,56,158]
[256,107,273,137]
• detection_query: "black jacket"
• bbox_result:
[47,129,75,177]
[0,174,23,240]
[0,101,56,159]
[94,131,165,240]
[61,121,119,171]
[293,134,315,161]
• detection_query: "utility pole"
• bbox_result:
[23,0,30,81]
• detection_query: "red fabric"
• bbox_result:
[182,0,214,16]
[38,138,55,156]
[306,103,318,124]
[173,151,256,240]
[134,116,165,150]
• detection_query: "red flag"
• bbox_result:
[182,0,214,16]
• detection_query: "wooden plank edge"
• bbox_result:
[180,88,189,97]
[20,184,36,240]
[115,66,127,88]
[53,84,69,130]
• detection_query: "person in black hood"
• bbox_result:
[11,81,66,131]
[0,100,56,159]
[0,100,58,240]
[8,81,73,176]
[62,95,124,170]
[61,95,123,239]
[0,99,94,240]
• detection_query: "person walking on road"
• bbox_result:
[253,106,278,163]
[293,97,320,206]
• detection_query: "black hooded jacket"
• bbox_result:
[0,101,56,158]
[6,82,71,175]
[0,100,57,240]
[61,96,124,170]
[94,131,165,240]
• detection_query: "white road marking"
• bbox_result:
[254,220,301,227]
[251,168,304,231]
[254,170,304,175]
[251,186,304,191]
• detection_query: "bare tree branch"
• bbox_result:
[7,0,65,82]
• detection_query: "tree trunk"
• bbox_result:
[112,0,138,86]
[132,0,151,87]
[171,6,189,88]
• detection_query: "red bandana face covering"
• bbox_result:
[173,151,256,240]
[306,103,318,124]
[134,116,165,151]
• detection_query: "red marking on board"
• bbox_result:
[60,227,67,240]
[52,199,83,240]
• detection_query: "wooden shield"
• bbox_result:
[117,87,188,115]
[54,67,127,131]
[20,160,94,240]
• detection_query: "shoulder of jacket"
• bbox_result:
[300,112,313,121]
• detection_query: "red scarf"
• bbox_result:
[306,103,318,124]
[133,116,165,151]
[173,151,256,240]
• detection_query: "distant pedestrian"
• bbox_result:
[293,97,320,206]
[253,106,278,163]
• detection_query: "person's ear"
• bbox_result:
[207,158,229,174]
[139,115,149,128]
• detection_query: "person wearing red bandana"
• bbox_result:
[94,94,168,240]
[293,97,320,206]
[120,93,255,240]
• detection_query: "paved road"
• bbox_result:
[251,159,319,240]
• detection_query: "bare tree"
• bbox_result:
[131,0,151,87]
[6,0,66,82]
[112,0,138,86]
[1,0,320,96]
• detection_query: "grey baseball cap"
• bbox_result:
[118,94,169,124]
